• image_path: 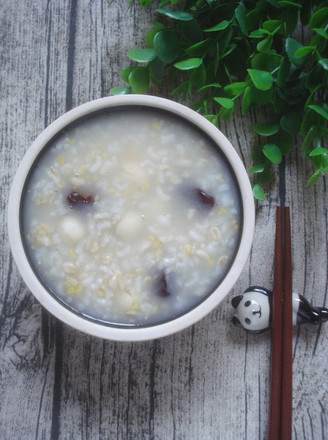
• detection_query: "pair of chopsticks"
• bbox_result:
[269,207,293,440]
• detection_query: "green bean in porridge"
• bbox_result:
[22,108,241,325]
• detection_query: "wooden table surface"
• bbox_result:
[1,1,327,439]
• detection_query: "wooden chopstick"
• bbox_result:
[269,207,293,440]
[269,207,284,440]
[281,207,293,439]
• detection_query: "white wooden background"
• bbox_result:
[1,1,327,439]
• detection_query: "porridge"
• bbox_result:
[22,108,241,326]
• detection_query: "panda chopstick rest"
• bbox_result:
[232,206,328,337]
[232,286,328,335]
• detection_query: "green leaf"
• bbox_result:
[153,30,178,63]
[301,110,320,136]
[150,57,165,82]
[305,64,325,91]
[180,19,203,44]
[204,20,230,32]
[214,42,220,75]
[121,66,135,83]
[310,33,327,52]
[242,86,252,114]
[251,52,281,72]
[253,183,265,200]
[253,122,280,136]
[262,143,282,164]
[252,143,266,164]
[277,57,290,87]
[307,169,322,186]
[190,64,206,87]
[319,155,328,169]
[278,1,302,8]
[247,69,273,91]
[190,100,204,112]
[273,90,285,114]
[280,8,299,35]
[257,29,272,36]
[249,164,265,173]
[204,114,217,123]
[285,38,306,68]
[224,64,231,83]
[221,43,237,59]
[270,129,294,155]
[280,111,302,135]
[308,105,328,121]
[249,30,264,38]
[309,147,328,157]
[224,82,248,96]
[218,106,234,120]
[171,81,189,97]
[319,58,328,70]
[128,67,149,93]
[281,8,299,33]
[314,28,328,39]
[156,8,193,21]
[146,29,156,48]
[309,7,328,30]
[262,19,282,33]
[301,0,312,25]
[174,58,202,70]
[141,0,154,6]
[197,83,221,92]
[235,3,247,34]
[302,126,317,156]
[185,39,213,57]
[246,9,262,32]
[218,27,232,53]
[319,126,328,139]
[127,48,157,63]
[258,165,273,185]
[110,86,131,95]
[294,46,314,58]
[257,37,272,52]
[214,97,234,109]
[250,87,273,104]
[152,21,166,32]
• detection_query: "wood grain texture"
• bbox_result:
[0,1,327,439]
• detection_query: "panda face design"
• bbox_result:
[232,290,270,332]
[232,287,328,333]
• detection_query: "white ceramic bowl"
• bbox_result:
[8,95,255,341]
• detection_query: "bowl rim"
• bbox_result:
[8,95,255,341]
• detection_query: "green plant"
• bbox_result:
[111,0,328,199]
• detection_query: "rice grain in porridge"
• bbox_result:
[22,108,241,326]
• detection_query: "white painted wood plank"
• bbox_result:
[0,1,71,438]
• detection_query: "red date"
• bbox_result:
[195,188,215,208]
[67,191,93,208]
[154,272,171,298]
